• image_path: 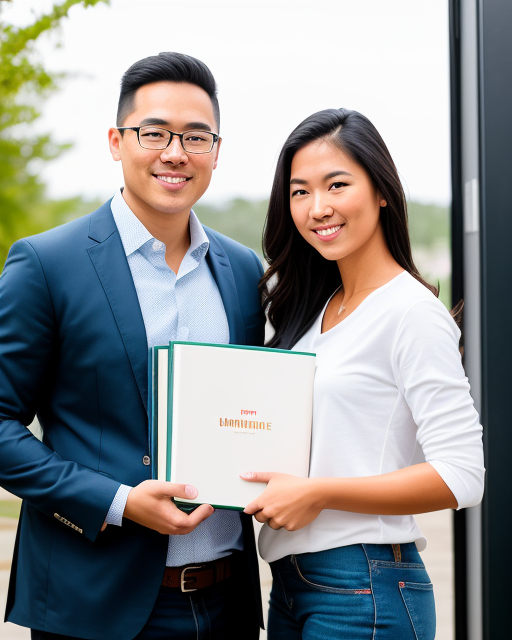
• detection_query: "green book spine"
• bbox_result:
[148,347,155,478]
[167,343,175,483]
[150,345,169,480]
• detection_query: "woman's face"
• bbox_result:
[289,139,387,264]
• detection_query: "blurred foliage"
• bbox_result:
[408,201,450,250]
[0,0,451,309]
[195,198,268,255]
[408,201,451,307]
[0,498,21,519]
[195,197,450,254]
[195,197,452,307]
[0,0,108,268]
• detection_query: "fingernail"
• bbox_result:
[185,485,197,498]
[240,472,254,479]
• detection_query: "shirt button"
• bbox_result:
[152,240,163,251]
[143,455,151,466]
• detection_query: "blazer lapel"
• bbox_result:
[87,202,148,410]
[205,229,246,345]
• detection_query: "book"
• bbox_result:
[149,342,315,510]
[148,345,171,482]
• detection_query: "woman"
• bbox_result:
[241,108,484,639]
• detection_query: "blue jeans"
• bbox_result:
[133,580,239,640]
[268,543,435,640]
[31,578,240,640]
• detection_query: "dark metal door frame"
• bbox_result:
[450,1,512,637]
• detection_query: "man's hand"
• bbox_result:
[124,480,214,534]
[242,472,323,531]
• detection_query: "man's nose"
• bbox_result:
[160,135,188,164]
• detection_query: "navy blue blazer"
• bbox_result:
[0,201,265,639]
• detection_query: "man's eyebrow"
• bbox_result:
[290,170,353,186]
[138,118,213,131]
[185,121,212,131]
[139,118,169,126]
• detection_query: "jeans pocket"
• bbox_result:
[399,581,436,640]
[292,554,372,595]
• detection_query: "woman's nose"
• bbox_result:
[309,195,334,219]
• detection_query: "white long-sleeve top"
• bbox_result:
[259,271,484,563]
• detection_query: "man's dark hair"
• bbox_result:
[116,52,220,129]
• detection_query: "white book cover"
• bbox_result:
[160,342,315,510]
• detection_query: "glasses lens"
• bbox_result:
[138,126,170,149]
[182,131,215,153]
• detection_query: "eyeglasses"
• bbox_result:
[117,126,220,154]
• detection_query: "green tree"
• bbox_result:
[0,0,107,267]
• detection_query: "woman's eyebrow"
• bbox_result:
[324,170,353,180]
[290,170,353,186]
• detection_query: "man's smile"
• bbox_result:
[153,172,192,190]
[156,176,189,184]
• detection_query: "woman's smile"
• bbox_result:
[312,223,345,240]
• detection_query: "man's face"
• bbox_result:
[109,81,220,221]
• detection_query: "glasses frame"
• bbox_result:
[117,126,220,154]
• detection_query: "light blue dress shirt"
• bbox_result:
[106,190,243,566]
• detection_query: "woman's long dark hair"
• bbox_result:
[260,108,439,349]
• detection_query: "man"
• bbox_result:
[0,52,264,640]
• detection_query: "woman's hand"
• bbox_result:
[241,472,324,531]
[242,464,458,527]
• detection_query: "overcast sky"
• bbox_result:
[4,0,451,206]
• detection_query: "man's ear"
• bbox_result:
[212,137,222,170]
[108,127,123,161]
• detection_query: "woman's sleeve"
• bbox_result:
[391,299,485,509]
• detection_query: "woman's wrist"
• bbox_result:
[307,477,333,511]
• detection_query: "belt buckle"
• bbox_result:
[181,565,202,592]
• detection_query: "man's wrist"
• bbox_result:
[105,484,133,526]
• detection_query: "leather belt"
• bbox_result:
[162,555,233,592]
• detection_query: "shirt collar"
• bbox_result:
[110,189,209,260]
[188,205,210,261]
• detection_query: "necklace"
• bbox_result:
[337,286,379,315]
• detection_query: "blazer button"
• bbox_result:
[143,455,151,465]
